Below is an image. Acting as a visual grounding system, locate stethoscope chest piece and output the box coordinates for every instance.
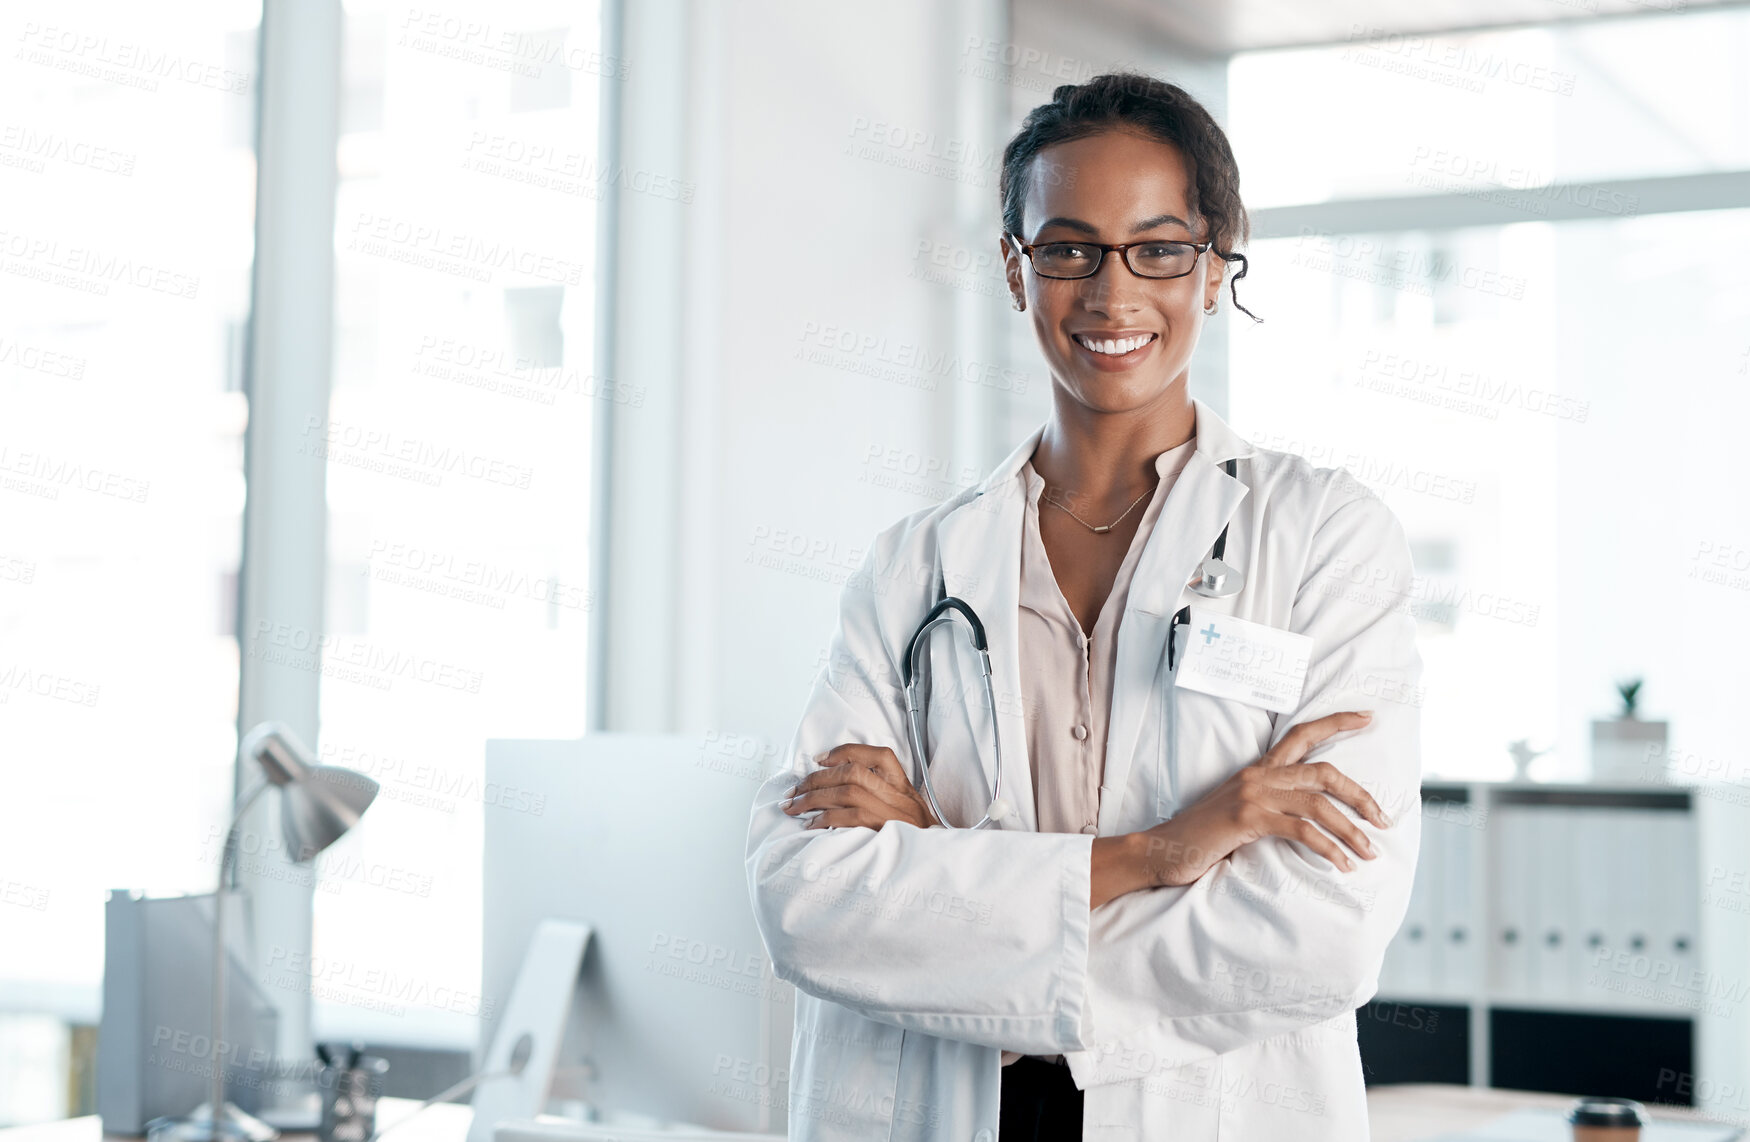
[1188,556,1243,598]
[1186,457,1246,599]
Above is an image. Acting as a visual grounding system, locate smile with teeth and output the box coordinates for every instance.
[1074,332,1157,356]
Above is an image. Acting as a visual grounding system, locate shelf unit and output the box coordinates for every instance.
[1367,778,1750,1119]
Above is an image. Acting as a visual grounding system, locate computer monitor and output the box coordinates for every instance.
[482,734,793,1135]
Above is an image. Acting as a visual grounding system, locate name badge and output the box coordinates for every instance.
[1174,605,1312,714]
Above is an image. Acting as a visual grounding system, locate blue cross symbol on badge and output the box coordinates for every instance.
[1199,622,1221,645]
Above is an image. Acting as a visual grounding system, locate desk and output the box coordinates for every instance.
[2,1088,1739,1141]
[0,1102,472,1142]
[1367,1085,1740,1141]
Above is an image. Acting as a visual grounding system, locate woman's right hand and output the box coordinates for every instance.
[1132,710,1392,891]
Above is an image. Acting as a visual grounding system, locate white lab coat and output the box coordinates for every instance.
[745,398,1424,1141]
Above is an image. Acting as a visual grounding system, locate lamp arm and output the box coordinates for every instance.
[210,777,272,1127]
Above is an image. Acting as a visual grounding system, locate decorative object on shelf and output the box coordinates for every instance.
[1507,738,1550,782]
[1590,677,1669,784]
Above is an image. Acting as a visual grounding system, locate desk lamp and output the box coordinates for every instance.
[160,721,379,1142]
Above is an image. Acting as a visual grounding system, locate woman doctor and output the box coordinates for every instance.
[745,72,1423,1142]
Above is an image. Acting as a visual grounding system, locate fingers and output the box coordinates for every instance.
[784,779,882,819]
[791,756,916,814]
[1290,760,1390,829]
[785,760,931,829]
[819,743,915,790]
[804,808,886,830]
[1286,789,1378,862]
[1260,710,1373,767]
[1274,813,1357,872]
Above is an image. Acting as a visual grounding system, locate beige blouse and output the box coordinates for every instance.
[999,434,1197,1068]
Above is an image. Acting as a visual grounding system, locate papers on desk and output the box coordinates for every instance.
[1426,1107,1742,1141]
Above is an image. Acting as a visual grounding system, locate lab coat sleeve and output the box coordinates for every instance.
[744,539,1096,1056]
[1062,491,1424,1088]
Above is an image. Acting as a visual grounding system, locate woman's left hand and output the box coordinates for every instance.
[782,744,941,830]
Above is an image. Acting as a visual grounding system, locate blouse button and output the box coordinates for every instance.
[1071,724,1088,741]
[1081,823,1098,835]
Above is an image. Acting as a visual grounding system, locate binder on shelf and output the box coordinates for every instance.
[1571,808,1616,1008]
[1530,807,1574,1003]
[1649,809,1701,1001]
[1385,799,1438,997]
[1432,807,1478,995]
[1490,807,1533,1001]
[1611,808,1659,992]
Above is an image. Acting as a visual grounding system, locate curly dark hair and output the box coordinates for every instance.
[999,71,1259,322]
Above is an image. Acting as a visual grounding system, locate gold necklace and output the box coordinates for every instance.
[1040,479,1157,534]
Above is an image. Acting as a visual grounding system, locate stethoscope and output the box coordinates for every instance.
[901,458,1246,829]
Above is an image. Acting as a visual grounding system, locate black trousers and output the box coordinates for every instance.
[999,1056,1084,1140]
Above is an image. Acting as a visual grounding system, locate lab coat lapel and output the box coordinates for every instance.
[932,426,1043,833]
[1098,400,1254,832]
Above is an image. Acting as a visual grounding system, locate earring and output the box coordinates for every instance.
[1012,297,1024,312]
[1204,301,1217,315]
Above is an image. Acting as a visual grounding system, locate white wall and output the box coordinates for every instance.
[603,0,1236,764]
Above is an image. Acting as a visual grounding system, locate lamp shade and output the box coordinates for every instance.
[280,765,378,863]
[238,721,379,863]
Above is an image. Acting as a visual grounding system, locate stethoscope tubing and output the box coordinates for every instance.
[903,598,1003,829]
[901,456,1245,828]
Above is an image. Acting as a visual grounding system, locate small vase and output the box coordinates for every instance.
[1589,717,1668,784]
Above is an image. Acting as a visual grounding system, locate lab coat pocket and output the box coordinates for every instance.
[1160,684,1276,820]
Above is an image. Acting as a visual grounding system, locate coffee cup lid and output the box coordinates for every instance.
[1566,1097,1650,1126]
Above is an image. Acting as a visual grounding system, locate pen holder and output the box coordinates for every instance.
[316,1055,389,1142]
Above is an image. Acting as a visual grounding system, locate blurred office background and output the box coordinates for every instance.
[2,0,1747,1128]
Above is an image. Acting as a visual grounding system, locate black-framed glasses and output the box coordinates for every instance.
[1005,232,1212,280]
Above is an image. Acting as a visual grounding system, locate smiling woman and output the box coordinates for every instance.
[747,71,1423,1142]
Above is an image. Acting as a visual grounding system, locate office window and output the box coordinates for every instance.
[1226,11,1750,780]
[1229,10,1750,209]
[0,0,261,1124]
[309,0,606,1049]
